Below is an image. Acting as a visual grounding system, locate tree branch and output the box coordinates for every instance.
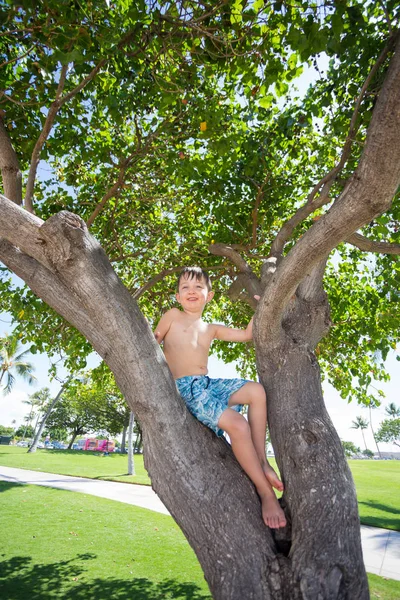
[346,232,400,254]
[0,42,39,69]
[86,162,128,229]
[0,116,22,205]
[250,175,269,247]
[270,182,332,257]
[209,243,252,272]
[0,194,49,266]
[24,59,107,213]
[0,239,100,348]
[378,0,393,34]
[60,58,107,105]
[255,34,400,346]
[24,63,69,213]
[208,243,261,306]
[86,114,180,228]
[269,31,398,258]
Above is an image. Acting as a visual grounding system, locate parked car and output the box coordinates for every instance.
[52,442,67,449]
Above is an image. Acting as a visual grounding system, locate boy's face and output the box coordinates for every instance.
[176,275,214,311]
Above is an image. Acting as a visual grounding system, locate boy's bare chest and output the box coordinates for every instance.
[167,320,211,350]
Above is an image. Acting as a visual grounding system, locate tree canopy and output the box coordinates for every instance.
[1,0,399,405]
[376,417,400,447]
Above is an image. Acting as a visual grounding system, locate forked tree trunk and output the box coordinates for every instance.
[0,206,368,599]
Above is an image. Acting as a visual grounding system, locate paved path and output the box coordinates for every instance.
[0,465,169,515]
[1,466,399,581]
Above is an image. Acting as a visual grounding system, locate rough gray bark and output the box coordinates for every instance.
[256,264,367,599]
[0,117,22,205]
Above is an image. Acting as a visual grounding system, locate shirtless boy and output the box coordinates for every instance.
[154,266,286,529]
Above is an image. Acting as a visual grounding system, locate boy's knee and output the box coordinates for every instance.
[223,412,250,437]
[249,382,266,403]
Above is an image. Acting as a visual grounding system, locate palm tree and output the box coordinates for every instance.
[366,400,381,459]
[22,391,48,441]
[127,411,136,476]
[351,416,369,452]
[385,402,400,419]
[0,333,36,395]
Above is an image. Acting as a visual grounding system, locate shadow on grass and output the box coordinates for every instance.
[359,501,400,531]
[0,481,18,493]
[0,556,211,600]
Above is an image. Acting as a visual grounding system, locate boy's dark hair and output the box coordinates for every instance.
[177,267,212,292]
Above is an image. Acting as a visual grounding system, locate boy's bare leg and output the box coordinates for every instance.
[218,408,286,529]
[229,383,283,492]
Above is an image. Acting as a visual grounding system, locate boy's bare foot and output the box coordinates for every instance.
[262,462,284,492]
[259,491,287,529]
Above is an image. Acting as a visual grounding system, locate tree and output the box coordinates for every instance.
[385,402,400,418]
[351,416,369,452]
[0,333,36,394]
[127,411,136,476]
[0,424,14,437]
[44,386,99,449]
[1,2,400,598]
[366,400,382,458]
[15,424,34,439]
[43,372,126,448]
[341,441,361,458]
[21,396,38,440]
[29,380,71,453]
[28,387,51,438]
[375,418,400,448]
[133,418,143,454]
[362,449,374,459]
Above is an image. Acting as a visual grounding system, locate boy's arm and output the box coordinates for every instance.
[211,295,259,343]
[154,308,179,344]
[212,318,254,343]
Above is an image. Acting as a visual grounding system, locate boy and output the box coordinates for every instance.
[154,266,286,529]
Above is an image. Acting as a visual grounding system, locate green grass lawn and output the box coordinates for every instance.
[0,481,398,600]
[349,461,400,531]
[1,447,400,530]
[0,446,150,485]
[0,481,211,599]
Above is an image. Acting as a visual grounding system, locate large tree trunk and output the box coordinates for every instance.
[256,265,368,598]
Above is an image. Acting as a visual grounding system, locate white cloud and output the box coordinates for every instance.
[0,388,29,428]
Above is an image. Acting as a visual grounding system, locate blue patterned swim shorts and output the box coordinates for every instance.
[175,375,250,437]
